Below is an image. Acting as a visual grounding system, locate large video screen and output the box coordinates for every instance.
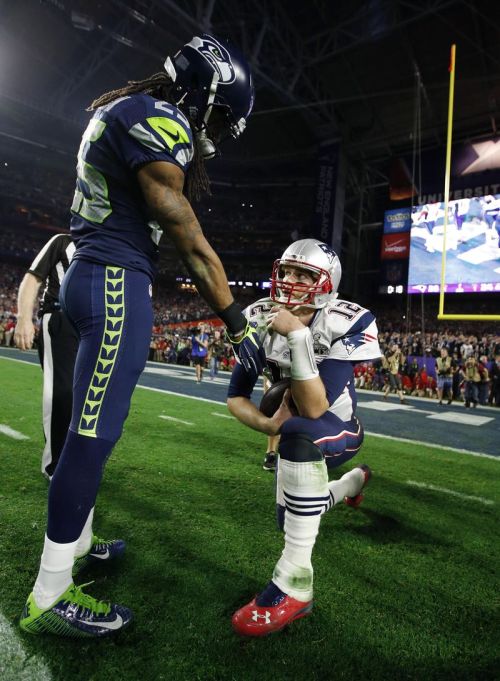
[408,194,500,293]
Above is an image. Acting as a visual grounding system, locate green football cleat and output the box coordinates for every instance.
[73,535,126,575]
[19,582,133,638]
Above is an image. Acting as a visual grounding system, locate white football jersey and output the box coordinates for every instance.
[245,297,382,421]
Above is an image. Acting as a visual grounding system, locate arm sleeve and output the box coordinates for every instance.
[228,363,258,399]
[27,234,65,281]
[318,359,356,406]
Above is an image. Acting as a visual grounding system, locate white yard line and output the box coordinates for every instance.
[158,414,194,426]
[211,412,235,419]
[140,384,225,405]
[0,612,52,681]
[365,431,499,461]
[406,480,494,505]
[0,425,30,441]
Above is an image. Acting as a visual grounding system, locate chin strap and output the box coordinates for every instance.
[196,130,218,159]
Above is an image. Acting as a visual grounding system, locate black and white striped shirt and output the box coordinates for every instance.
[28,233,75,317]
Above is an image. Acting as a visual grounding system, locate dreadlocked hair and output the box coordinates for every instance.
[87,72,211,203]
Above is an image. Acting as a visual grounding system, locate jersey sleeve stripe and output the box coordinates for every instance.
[66,242,76,262]
[28,234,64,272]
[128,123,167,152]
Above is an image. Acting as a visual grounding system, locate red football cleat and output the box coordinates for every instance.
[232,594,313,637]
[344,463,372,508]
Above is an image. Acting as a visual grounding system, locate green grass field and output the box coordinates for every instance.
[0,359,499,681]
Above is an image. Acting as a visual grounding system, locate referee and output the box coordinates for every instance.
[14,233,78,479]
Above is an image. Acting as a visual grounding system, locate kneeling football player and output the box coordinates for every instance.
[227,238,382,636]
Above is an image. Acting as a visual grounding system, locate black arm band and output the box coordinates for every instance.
[219,302,247,336]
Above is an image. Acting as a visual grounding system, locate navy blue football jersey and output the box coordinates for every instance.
[70,93,194,280]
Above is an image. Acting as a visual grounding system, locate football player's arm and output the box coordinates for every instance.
[267,307,328,419]
[227,365,290,435]
[137,161,245,334]
[14,272,42,350]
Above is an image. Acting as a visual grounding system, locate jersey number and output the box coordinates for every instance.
[71,119,112,224]
[330,301,363,321]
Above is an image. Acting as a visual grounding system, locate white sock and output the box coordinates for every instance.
[75,507,95,558]
[328,467,364,506]
[33,535,79,609]
[272,458,329,602]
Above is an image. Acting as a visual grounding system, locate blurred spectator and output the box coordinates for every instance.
[208,330,224,380]
[478,356,490,406]
[382,345,407,404]
[435,348,453,405]
[463,355,481,408]
[491,356,500,407]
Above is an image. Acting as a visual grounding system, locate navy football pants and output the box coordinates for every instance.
[280,412,364,469]
[47,260,152,543]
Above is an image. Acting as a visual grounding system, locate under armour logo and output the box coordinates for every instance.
[251,609,271,624]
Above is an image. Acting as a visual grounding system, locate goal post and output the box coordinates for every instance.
[437,44,500,321]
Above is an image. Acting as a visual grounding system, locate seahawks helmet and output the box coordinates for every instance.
[165,34,254,159]
[270,239,342,309]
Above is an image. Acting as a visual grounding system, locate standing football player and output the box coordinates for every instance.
[20,34,265,638]
[227,238,381,636]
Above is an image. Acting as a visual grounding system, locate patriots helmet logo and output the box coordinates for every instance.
[342,332,377,355]
[316,242,337,264]
[189,36,235,83]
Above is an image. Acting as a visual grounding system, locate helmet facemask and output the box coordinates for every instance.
[270,260,333,309]
[197,103,246,159]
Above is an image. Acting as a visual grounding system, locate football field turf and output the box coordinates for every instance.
[0,359,498,681]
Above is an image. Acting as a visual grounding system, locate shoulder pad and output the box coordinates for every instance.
[112,94,194,168]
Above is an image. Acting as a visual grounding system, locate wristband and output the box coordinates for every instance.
[287,327,319,381]
[219,301,247,336]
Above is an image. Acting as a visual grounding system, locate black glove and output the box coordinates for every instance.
[226,321,267,382]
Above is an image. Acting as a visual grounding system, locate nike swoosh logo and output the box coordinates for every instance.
[157,124,180,143]
[76,613,123,630]
[90,549,110,559]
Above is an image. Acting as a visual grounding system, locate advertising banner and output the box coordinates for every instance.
[381,232,410,259]
[383,207,411,234]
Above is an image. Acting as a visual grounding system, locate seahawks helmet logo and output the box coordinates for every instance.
[188,36,235,84]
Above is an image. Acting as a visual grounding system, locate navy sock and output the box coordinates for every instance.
[255,581,287,607]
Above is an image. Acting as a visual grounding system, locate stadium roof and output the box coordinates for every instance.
[1,0,500,184]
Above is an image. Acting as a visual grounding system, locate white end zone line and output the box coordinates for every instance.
[406,480,494,505]
[211,412,235,419]
[0,425,30,440]
[0,612,52,680]
[365,431,498,461]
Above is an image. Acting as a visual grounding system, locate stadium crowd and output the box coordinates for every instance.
[1,258,499,406]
